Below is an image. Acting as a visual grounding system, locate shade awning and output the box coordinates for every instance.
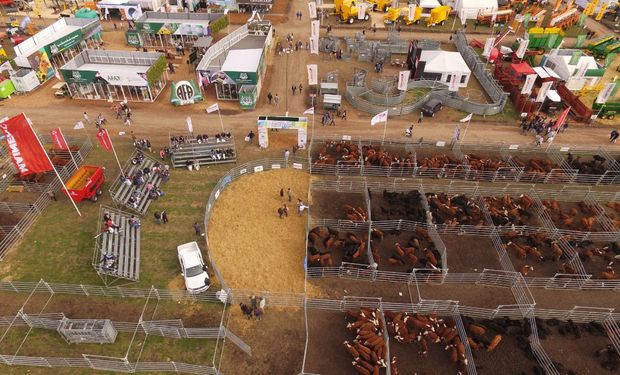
[511,62,535,75]
[546,89,561,102]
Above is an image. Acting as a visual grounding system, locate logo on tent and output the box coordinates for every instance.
[176,81,195,101]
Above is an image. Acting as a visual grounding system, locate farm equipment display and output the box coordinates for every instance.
[526,27,564,50]
[427,5,451,26]
[592,101,620,120]
[62,166,105,203]
[383,6,422,24]
[368,0,390,11]
[548,7,580,29]
[476,8,514,26]
[587,35,620,59]
[335,0,371,23]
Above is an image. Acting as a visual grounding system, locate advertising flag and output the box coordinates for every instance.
[392,0,398,8]
[206,103,219,113]
[596,82,616,104]
[553,106,571,130]
[521,74,537,95]
[311,20,320,37]
[578,13,587,26]
[523,13,531,28]
[96,128,113,152]
[482,37,495,57]
[73,121,85,130]
[0,113,53,176]
[595,3,608,20]
[536,81,553,102]
[358,3,366,20]
[574,61,589,79]
[186,116,193,133]
[308,1,317,19]
[303,107,315,115]
[449,74,461,92]
[307,64,318,85]
[371,110,388,126]
[408,4,417,21]
[516,39,529,59]
[309,36,319,54]
[460,113,473,123]
[397,70,410,91]
[569,50,583,65]
[575,34,587,48]
[605,53,617,68]
[50,128,69,150]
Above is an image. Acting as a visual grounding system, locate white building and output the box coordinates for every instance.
[456,0,498,23]
[542,50,602,91]
[419,50,471,88]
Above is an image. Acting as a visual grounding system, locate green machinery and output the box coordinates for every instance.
[587,36,620,59]
[526,27,564,50]
[592,101,620,120]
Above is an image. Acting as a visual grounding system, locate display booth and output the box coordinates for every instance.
[59,49,167,102]
[97,0,143,20]
[133,11,225,48]
[257,116,308,149]
[170,80,203,105]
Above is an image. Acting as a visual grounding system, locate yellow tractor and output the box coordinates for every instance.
[384,6,422,24]
[368,0,391,12]
[336,0,372,23]
[427,5,451,26]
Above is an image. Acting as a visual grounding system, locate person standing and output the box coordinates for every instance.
[239,303,252,319]
[267,91,273,104]
[535,134,543,146]
[161,210,169,224]
[274,94,280,108]
[299,83,303,93]
[259,297,266,313]
[284,149,290,165]
[610,129,619,143]
[193,222,202,236]
[83,112,92,124]
[282,204,289,217]
[280,188,284,201]
[254,306,263,321]
[418,111,423,123]
[292,85,297,95]
[341,109,347,120]
[287,188,292,202]
[453,124,460,143]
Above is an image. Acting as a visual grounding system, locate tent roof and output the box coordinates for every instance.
[510,62,535,75]
[558,54,598,76]
[460,0,498,8]
[221,48,263,73]
[419,0,441,8]
[419,50,471,74]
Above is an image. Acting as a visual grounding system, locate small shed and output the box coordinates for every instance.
[58,318,118,344]
[419,50,471,88]
[457,0,498,23]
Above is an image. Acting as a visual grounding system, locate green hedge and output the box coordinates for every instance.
[147,55,167,87]
[209,15,229,35]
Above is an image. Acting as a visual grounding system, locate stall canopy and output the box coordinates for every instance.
[510,62,536,76]
[135,11,223,36]
[458,0,498,22]
[97,0,143,20]
[75,8,99,18]
[221,49,263,84]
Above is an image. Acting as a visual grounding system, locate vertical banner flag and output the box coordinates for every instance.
[96,128,113,151]
[206,103,219,113]
[309,36,319,54]
[50,128,69,150]
[536,81,553,102]
[574,61,589,79]
[578,13,587,26]
[371,110,388,126]
[0,113,53,176]
[392,0,399,8]
[460,113,473,123]
[358,3,366,19]
[449,74,461,92]
[491,11,497,25]
[521,74,537,95]
[595,3,608,20]
[569,50,583,65]
[575,34,587,48]
[397,70,411,91]
[73,121,85,130]
[308,1,317,19]
[523,13,531,28]
[553,106,571,130]
[311,20,320,37]
[307,64,318,85]
[596,82,616,104]
[303,107,315,115]
[186,116,193,133]
[516,39,529,59]
[408,4,417,20]
[482,37,495,57]
[605,53,617,68]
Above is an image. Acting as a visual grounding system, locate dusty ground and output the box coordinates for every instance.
[207,169,309,293]
[440,234,502,273]
[416,283,516,308]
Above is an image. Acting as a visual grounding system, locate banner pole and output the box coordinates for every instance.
[107,129,126,179]
[217,108,225,133]
[460,116,472,145]
[28,119,82,217]
[59,128,79,171]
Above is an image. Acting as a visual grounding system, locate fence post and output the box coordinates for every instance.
[80,284,90,296]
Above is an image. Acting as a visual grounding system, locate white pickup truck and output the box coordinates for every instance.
[177,241,211,294]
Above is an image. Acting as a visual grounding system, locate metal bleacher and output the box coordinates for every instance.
[109,151,166,216]
[170,135,237,168]
[92,206,140,283]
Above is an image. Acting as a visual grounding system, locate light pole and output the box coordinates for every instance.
[285,48,291,116]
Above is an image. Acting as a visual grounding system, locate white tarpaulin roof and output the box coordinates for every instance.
[546,89,561,102]
[460,0,498,9]
[221,48,262,73]
[420,0,441,8]
[533,66,550,78]
[420,50,471,74]
[560,55,598,76]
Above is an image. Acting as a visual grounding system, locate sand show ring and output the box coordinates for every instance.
[207,169,309,293]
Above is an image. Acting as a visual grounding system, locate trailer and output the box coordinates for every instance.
[527,27,564,50]
[587,36,620,58]
[62,165,105,203]
[592,101,620,119]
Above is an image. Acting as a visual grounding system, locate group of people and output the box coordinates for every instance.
[266,92,280,106]
[103,211,122,234]
[321,110,345,126]
[239,295,266,321]
[111,101,133,126]
[170,133,233,149]
[520,114,565,145]
[154,210,169,224]
[133,138,152,153]
[277,187,308,218]
[291,83,304,95]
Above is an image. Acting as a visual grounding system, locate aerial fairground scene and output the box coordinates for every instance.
[0,0,620,373]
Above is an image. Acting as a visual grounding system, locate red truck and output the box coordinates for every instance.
[62,166,105,203]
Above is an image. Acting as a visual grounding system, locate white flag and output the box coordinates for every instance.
[73,121,85,130]
[596,82,616,104]
[54,69,61,81]
[482,37,496,57]
[309,36,319,55]
[397,70,410,91]
[186,116,193,133]
[371,110,388,126]
[516,39,529,59]
[308,1,317,19]
[307,64,318,85]
[206,103,219,113]
[311,20,320,37]
[449,74,461,92]
[408,4,417,21]
[491,11,497,24]
[224,8,229,15]
[459,113,473,123]
[303,107,315,115]
[357,3,366,19]
[521,73,537,95]
[574,61,589,79]
[536,81,553,103]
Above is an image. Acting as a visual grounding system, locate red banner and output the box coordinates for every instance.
[553,106,571,130]
[0,113,53,176]
[50,128,69,150]
[96,129,113,151]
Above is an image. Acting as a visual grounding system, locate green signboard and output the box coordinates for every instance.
[224,70,257,85]
[45,29,83,56]
[170,80,203,106]
[60,69,98,84]
[239,88,256,109]
[125,30,143,47]
[575,34,586,48]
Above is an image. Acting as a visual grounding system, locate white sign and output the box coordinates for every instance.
[308,1,317,19]
[408,4,417,21]
[186,116,193,133]
[516,39,529,59]
[590,114,598,120]
[239,168,247,174]
[596,82,616,104]
[342,135,352,140]
[574,61,589,79]
[293,163,303,169]
[357,3,366,19]
[436,141,446,147]
[536,81,553,103]
[508,144,519,150]
[307,64,318,85]
[272,164,281,169]
[309,36,319,55]
[397,70,410,91]
[482,37,496,57]
[311,20,320,37]
[254,166,264,172]
[214,190,220,199]
[521,74,537,95]
[448,74,461,92]
[206,103,219,113]
[560,147,570,152]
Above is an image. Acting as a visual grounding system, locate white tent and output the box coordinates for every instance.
[543,50,600,91]
[419,50,471,88]
[457,0,498,23]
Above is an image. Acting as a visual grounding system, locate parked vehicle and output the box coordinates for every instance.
[177,241,211,294]
[384,6,422,24]
[368,0,390,12]
[421,98,443,117]
[592,101,620,120]
[335,0,371,23]
[427,6,451,27]
[62,166,105,203]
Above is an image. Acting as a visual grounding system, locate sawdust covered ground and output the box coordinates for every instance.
[208,169,310,293]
